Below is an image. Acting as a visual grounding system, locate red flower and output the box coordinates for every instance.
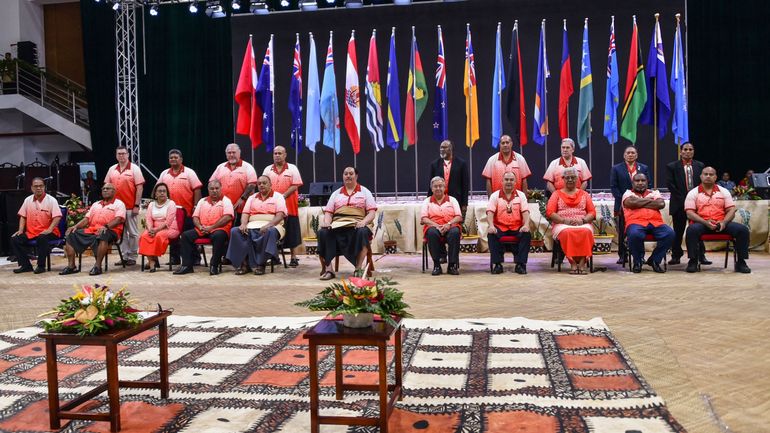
[348,277,376,288]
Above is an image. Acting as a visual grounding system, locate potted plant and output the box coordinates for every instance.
[63,193,89,228]
[459,223,479,253]
[303,214,320,255]
[732,185,761,200]
[383,216,402,254]
[592,203,615,254]
[297,194,310,208]
[529,199,551,252]
[295,270,412,328]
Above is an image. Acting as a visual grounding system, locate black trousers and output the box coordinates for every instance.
[672,210,708,259]
[425,226,461,266]
[10,233,56,268]
[180,229,228,267]
[487,228,531,265]
[169,215,200,263]
[685,222,749,262]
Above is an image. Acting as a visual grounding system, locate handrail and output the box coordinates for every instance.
[7,59,89,128]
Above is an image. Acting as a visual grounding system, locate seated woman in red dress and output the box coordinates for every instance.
[546,167,596,274]
[138,183,180,272]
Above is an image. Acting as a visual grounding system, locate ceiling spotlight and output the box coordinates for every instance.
[250,1,268,14]
[393,0,411,4]
[299,0,317,10]
[205,1,226,17]
[279,0,289,6]
[112,2,121,10]
[344,0,362,7]
[149,4,159,15]
[94,0,101,3]
[325,0,334,4]
[231,0,240,10]
[189,1,198,12]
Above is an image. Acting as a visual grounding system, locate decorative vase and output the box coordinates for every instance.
[460,235,479,253]
[342,313,374,328]
[530,238,547,253]
[593,235,614,254]
[383,240,398,254]
[303,237,318,255]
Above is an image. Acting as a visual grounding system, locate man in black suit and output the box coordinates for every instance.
[665,142,709,265]
[610,146,650,265]
[428,140,470,219]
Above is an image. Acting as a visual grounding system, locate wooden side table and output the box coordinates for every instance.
[303,318,403,433]
[39,310,172,433]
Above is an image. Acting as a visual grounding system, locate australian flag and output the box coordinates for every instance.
[433,25,448,142]
[256,36,275,152]
[289,35,303,153]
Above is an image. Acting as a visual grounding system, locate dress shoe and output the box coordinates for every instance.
[173,266,194,275]
[651,261,665,273]
[447,264,459,275]
[735,260,752,274]
[491,263,503,274]
[699,257,712,266]
[289,257,300,267]
[209,265,220,276]
[13,266,33,274]
[221,257,232,266]
[514,263,527,275]
[234,266,252,275]
[685,260,699,273]
[254,265,266,275]
[89,266,102,276]
[34,266,46,274]
[431,265,442,276]
[59,266,79,275]
[632,262,642,273]
[616,257,625,265]
[668,257,681,265]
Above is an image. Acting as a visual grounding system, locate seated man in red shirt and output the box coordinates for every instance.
[10,177,62,274]
[60,183,126,276]
[174,180,234,276]
[622,173,674,273]
[685,166,751,273]
[420,176,463,276]
[487,171,531,275]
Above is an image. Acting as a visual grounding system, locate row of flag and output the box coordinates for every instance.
[235,15,689,157]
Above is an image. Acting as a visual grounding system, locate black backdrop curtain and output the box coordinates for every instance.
[81,2,233,185]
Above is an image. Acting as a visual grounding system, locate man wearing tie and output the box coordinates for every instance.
[427,140,469,220]
[610,146,650,265]
[665,142,708,265]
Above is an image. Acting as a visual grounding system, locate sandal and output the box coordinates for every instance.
[320,271,336,281]
[289,258,299,267]
[568,269,580,275]
[577,268,589,275]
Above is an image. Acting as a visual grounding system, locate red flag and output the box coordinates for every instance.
[344,32,361,154]
[558,22,573,139]
[235,38,263,149]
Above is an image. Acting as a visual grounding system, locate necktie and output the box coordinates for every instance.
[685,164,693,191]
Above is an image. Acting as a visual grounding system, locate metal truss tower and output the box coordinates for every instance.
[115,1,141,165]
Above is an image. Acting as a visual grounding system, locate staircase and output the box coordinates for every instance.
[0,60,91,149]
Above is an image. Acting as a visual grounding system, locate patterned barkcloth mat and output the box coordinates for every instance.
[0,316,686,433]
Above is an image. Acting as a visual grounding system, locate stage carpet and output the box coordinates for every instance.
[0,316,685,432]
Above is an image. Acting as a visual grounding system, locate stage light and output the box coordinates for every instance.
[344,0,362,7]
[280,0,289,6]
[231,0,241,10]
[205,1,226,17]
[112,2,121,10]
[189,1,199,12]
[250,0,268,14]
[325,0,334,4]
[149,4,159,15]
[300,0,317,10]
[94,0,101,3]
[393,0,411,4]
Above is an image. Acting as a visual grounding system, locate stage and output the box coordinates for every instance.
[1,251,769,432]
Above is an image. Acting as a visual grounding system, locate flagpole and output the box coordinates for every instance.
[392,26,399,198]
[543,19,548,175]
[515,20,524,159]
[250,34,255,168]
[352,30,357,169]
[295,32,300,166]
[653,13,659,189]
[412,26,419,197]
[330,30,337,182]
[372,28,378,198]
[270,34,276,155]
[588,112,593,190]
[310,32,317,183]
[676,14,682,162]
[564,19,569,135]
[466,23,474,194]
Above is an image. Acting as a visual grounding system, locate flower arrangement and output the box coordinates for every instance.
[526,188,545,203]
[593,203,614,235]
[298,194,310,208]
[63,193,89,228]
[732,185,762,200]
[295,272,412,327]
[39,283,142,336]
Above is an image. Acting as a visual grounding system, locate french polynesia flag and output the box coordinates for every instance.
[344,31,361,154]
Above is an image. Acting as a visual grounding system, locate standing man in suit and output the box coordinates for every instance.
[665,142,708,265]
[427,140,470,220]
[610,146,650,265]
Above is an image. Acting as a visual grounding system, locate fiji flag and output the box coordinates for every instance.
[289,34,303,153]
[603,17,620,145]
[385,28,402,150]
[433,25,448,142]
[533,20,550,145]
[320,32,340,154]
[256,35,275,152]
[670,17,688,144]
[491,23,506,148]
